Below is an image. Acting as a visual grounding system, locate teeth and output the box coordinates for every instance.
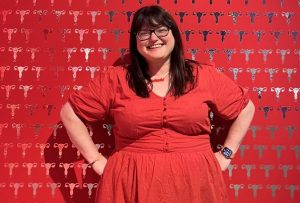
[148,44,163,49]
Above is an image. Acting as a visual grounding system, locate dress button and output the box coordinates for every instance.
[163,107,167,111]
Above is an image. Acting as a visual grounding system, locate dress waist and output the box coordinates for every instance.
[114,133,212,153]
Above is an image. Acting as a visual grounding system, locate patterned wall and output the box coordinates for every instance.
[0,0,299,202]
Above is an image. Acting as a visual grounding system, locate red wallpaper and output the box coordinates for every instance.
[0,0,299,202]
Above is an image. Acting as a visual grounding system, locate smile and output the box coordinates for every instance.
[147,44,164,49]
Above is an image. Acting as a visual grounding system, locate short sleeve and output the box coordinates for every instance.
[202,62,250,120]
[68,66,117,122]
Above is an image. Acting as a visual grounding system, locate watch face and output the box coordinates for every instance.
[222,147,233,159]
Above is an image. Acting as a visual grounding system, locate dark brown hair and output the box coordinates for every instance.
[127,5,198,97]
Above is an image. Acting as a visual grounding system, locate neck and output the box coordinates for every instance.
[147,58,171,77]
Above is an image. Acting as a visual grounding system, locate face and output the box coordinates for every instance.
[136,25,175,65]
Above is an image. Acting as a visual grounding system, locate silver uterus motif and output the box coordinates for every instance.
[88,11,101,25]
[74,29,89,44]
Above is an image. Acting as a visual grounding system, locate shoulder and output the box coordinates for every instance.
[190,60,229,89]
[89,66,127,88]
[184,59,215,70]
[97,65,127,78]
[100,65,127,73]
[187,59,217,76]
[191,60,215,70]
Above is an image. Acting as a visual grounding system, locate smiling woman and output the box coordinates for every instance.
[136,24,175,74]
[60,5,255,203]
[127,5,196,98]
[135,23,175,97]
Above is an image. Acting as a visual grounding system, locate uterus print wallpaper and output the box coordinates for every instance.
[0,0,299,202]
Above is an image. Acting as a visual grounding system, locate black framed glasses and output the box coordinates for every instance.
[136,26,170,41]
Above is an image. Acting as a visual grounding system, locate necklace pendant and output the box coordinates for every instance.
[150,71,169,82]
[151,78,165,82]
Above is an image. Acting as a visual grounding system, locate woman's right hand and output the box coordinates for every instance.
[91,156,108,176]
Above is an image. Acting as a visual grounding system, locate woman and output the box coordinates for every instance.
[60,5,255,203]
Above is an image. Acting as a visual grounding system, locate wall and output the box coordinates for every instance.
[0,0,299,202]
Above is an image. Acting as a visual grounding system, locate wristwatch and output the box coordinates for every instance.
[218,145,234,159]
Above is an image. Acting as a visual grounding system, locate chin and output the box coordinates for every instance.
[148,56,168,62]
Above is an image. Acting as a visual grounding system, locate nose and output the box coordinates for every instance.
[149,31,159,40]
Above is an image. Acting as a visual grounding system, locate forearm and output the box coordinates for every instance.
[223,100,255,155]
[60,102,101,164]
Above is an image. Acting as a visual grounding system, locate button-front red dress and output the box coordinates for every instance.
[69,62,249,203]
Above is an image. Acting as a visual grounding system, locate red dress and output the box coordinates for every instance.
[69,62,249,203]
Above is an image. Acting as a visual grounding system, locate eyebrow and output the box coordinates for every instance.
[139,25,167,31]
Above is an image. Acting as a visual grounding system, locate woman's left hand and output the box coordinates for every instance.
[214,152,232,171]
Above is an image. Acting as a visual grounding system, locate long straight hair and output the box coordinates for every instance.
[127,5,198,98]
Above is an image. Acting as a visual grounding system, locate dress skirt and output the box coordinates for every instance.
[95,135,230,203]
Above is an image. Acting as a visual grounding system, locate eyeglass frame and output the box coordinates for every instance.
[135,26,171,41]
